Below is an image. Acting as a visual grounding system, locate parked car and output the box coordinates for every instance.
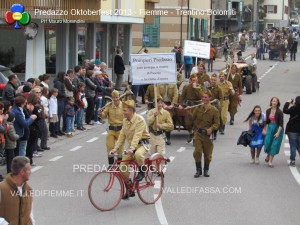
[0,65,19,99]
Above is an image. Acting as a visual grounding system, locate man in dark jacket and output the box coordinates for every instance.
[176,46,183,70]
[2,74,18,105]
[114,49,125,91]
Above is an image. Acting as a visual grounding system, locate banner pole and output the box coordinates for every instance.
[154,84,159,131]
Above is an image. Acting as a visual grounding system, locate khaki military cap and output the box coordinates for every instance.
[111,90,120,97]
[123,99,135,109]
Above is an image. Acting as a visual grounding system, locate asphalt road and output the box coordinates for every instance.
[5,54,300,225]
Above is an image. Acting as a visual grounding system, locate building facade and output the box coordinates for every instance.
[132,0,211,53]
[0,0,156,80]
[263,0,290,29]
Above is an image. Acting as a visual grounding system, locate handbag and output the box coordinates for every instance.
[237,130,255,147]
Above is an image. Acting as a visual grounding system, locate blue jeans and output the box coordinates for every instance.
[66,116,75,133]
[77,109,84,129]
[94,97,103,122]
[288,132,300,161]
[18,140,28,156]
[133,85,140,102]
[184,64,193,79]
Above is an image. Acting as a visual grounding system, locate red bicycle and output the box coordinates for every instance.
[88,153,168,211]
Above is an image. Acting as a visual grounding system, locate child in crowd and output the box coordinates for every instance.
[75,82,87,131]
[49,88,58,138]
[5,112,19,173]
[65,97,76,137]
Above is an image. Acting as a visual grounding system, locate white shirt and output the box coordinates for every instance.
[40,96,49,114]
[48,95,58,117]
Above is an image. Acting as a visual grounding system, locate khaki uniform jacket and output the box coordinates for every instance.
[179,84,203,105]
[192,104,220,131]
[228,73,243,95]
[217,80,235,98]
[115,113,150,150]
[197,73,210,86]
[100,101,123,126]
[208,85,224,105]
[0,174,33,225]
[157,84,178,104]
[148,108,174,132]
[144,85,155,102]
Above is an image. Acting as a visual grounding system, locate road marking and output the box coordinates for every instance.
[49,156,63,162]
[284,151,290,156]
[176,147,186,153]
[284,143,290,149]
[154,180,161,189]
[87,137,98,143]
[288,162,300,186]
[154,194,168,225]
[70,146,82,152]
[169,156,175,162]
[102,131,107,135]
[285,135,288,140]
[140,110,147,116]
[31,166,43,173]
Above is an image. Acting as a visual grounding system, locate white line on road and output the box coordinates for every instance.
[140,110,147,116]
[284,151,290,156]
[285,135,289,140]
[176,147,186,153]
[70,146,82,152]
[154,180,161,189]
[102,131,107,135]
[284,143,290,149]
[49,156,63,162]
[169,156,175,162]
[87,137,98,143]
[154,194,168,225]
[288,163,300,187]
[31,166,43,173]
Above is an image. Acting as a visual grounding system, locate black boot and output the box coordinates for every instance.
[220,125,225,135]
[108,157,114,169]
[165,132,171,145]
[213,130,217,140]
[187,132,194,143]
[135,166,146,182]
[194,162,202,178]
[230,115,234,125]
[204,163,210,177]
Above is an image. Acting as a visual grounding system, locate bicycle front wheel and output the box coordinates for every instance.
[88,171,124,211]
[137,171,164,204]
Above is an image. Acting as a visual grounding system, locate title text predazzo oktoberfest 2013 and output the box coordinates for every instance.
[34,8,236,17]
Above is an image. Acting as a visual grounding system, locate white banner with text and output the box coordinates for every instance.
[184,40,210,59]
[130,53,177,85]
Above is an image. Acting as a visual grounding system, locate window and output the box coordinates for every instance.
[267,24,274,29]
[265,5,277,14]
[143,16,160,47]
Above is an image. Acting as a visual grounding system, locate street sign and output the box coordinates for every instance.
[130,53,177,85]
[183,40,210,59]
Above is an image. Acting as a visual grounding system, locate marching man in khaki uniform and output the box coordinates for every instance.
[148,96,174,155]
[99,90,124,167]
[218,71,235,134]
[208,73,223,140]
[178,73,204,143]
[110,100,150,185]
[157,84,178,145]
[228,64,243,125]
[193,90,219,178]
